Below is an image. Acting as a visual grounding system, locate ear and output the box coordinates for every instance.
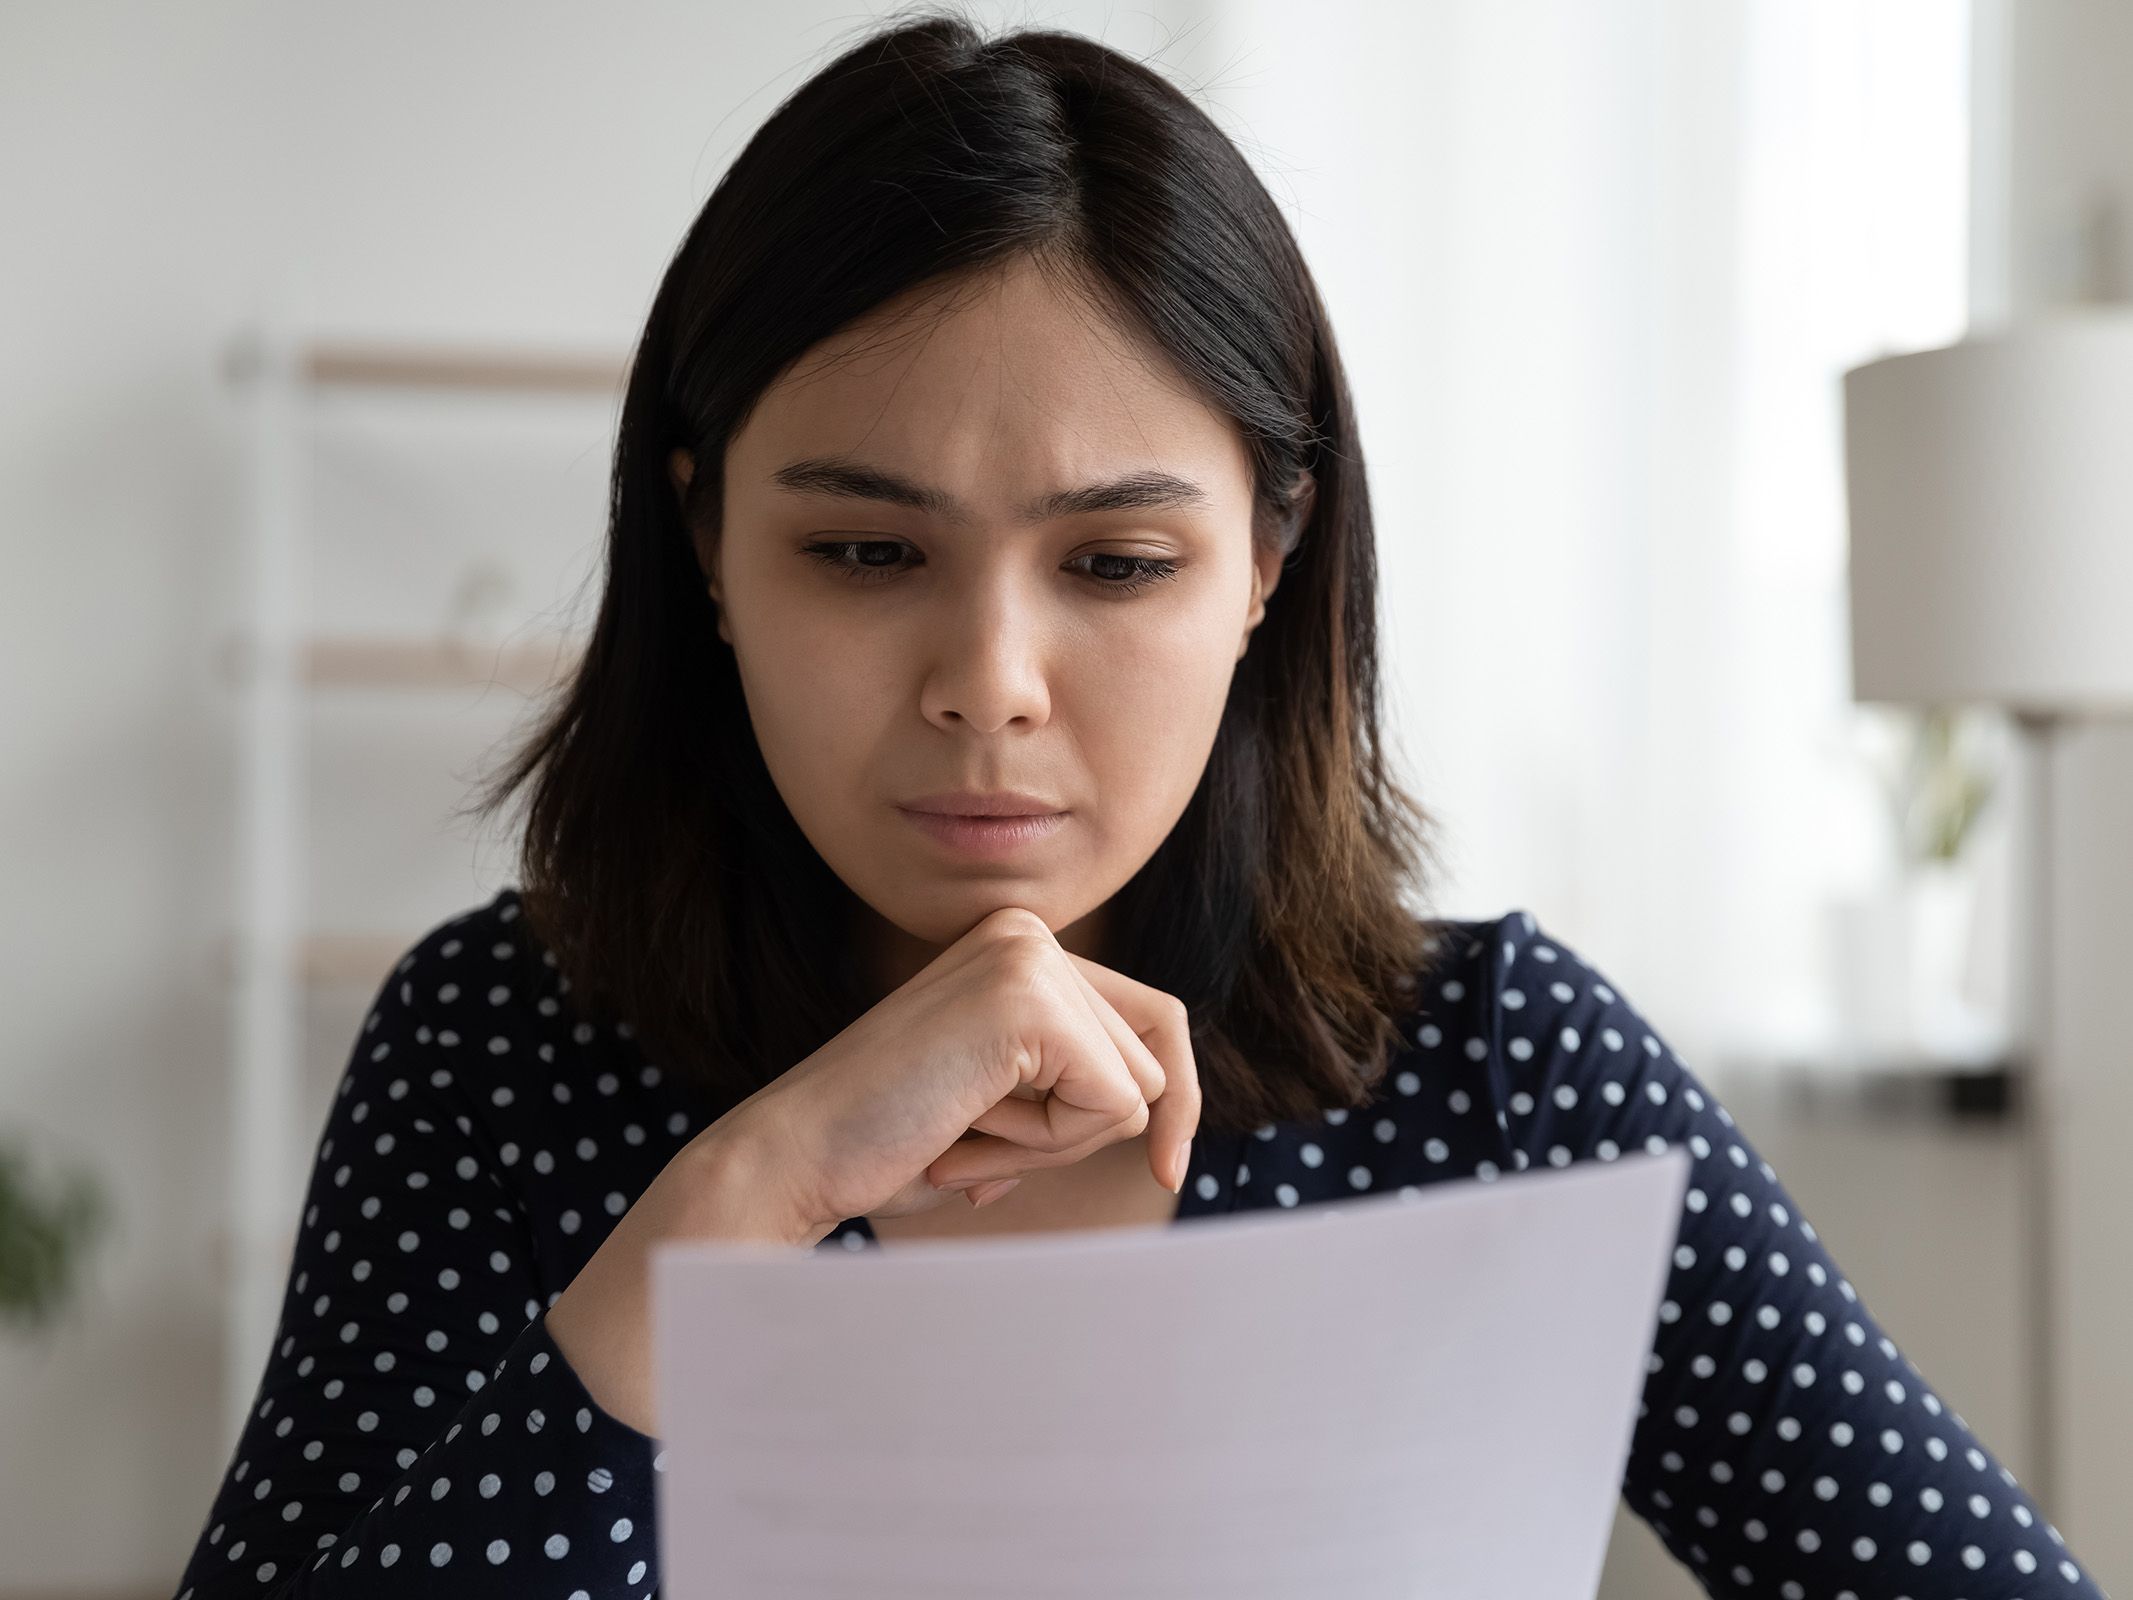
[1285,466,1317,539]
[1237,469,1314,661]
[669,448,733,647]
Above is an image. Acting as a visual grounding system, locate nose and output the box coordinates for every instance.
[916,578,1053,734]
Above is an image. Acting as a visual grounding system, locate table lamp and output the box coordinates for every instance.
[1844,306,2133,1516]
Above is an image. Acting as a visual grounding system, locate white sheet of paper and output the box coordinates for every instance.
[651,1143,1689,1600]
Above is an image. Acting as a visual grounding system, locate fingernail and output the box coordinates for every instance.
[970,1178,1021,1208]
[1171,1137,1192,1194]
[937,1178,982,1194]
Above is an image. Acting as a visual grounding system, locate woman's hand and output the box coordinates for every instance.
[729,904,1202,1228]
[546,904,1201,1434]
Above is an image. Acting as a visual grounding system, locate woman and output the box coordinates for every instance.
[173,11,2104,1598]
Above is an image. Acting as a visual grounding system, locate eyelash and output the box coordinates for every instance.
[800,541,1184,598]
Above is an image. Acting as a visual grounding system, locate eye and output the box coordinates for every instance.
[800,541,1184,598]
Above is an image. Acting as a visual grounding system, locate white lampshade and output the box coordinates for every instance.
[1845,308,2133,717]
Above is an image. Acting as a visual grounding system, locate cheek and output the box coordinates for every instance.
[1078,623,1229,717]
[1106,590,1240,699]
[1066,614,1238,806]
[729,617,892,802]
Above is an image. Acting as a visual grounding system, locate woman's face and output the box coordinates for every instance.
[677,254,1291,995]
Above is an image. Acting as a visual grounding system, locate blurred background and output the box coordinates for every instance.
[4,1,2130,1595]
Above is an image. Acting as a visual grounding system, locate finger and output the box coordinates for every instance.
[925,1124,1112,1189]
[955,1054,1144,1158]
[1064,959,1169,1104]
[1065,952,1202,1192]
[966,956,1195,1191]
[929,962,1156,1189]
[964,957,1164,1150]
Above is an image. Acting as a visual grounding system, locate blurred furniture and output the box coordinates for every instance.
[1843,307,2133,1512]
[213,331,615,1444]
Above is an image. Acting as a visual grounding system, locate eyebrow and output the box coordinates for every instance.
[767,455,1213,527]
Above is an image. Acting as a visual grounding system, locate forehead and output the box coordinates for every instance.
[725,256,1253,508]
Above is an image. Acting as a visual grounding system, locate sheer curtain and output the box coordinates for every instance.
[1185,0,1972,1078]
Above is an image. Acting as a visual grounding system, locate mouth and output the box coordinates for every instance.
[898,789,1064,817]
[894,806,1069,858]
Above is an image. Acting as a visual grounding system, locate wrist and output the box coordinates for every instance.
[688,1108,839,1250]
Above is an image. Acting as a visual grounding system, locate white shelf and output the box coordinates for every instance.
[214,325,615,1447]
[211,931,430,989]
[216,629,587,693]
[223,337,627,396]
[1723,1041,2018,1079]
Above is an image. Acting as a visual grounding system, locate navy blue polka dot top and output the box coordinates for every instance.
[171,887,2105,1598]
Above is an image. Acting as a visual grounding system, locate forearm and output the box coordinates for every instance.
[546,1113,836,1436]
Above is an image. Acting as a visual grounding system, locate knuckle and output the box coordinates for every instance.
[980,905,1053,943]
[986,930,1054,992]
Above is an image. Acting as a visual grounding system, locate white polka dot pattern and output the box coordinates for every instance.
[1361,910,2096,1598]
[168,893,2104,1598]
[171,892,672,1599]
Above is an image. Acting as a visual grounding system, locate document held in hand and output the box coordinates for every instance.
[651,1144,1691,1600]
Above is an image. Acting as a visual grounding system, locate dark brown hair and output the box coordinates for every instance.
[464,6,1450,1134]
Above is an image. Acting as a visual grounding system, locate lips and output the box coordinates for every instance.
[898,790,1065,817]
[897,808,1070,857]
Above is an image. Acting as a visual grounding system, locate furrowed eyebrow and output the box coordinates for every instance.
[768,456,1211,527]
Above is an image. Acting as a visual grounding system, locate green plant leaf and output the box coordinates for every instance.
[0,1143,111,1330]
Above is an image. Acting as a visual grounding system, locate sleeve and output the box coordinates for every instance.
[170,919,665,1599]
[1480,908,2108,1599]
